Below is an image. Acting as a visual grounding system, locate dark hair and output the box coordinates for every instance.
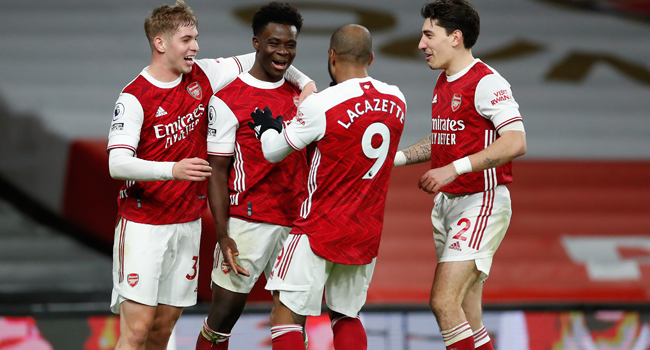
[421,0,480,49]
[252,2,303,36]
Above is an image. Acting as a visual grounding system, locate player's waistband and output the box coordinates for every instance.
[439,184,507,199]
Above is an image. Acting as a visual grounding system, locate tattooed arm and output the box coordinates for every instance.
[468,130,527,173]
[394,134,432,166]
[418,130,526,195]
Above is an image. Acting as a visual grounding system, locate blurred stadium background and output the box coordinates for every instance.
[0,0,649,349]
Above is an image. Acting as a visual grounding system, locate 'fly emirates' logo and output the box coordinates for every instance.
[431,116,465,146]
[153,104,205,148]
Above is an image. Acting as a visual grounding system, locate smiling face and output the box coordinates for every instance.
[418,18,456,71]
[161,25,199,76]
[251,22,298,82]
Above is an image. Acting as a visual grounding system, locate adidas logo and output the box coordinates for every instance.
[432,94,438,104]
[450,241,462,251]
[363,84,370,89]
[155,106,167,118]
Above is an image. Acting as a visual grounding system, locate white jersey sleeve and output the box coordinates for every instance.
[108,148,175,181]
[198,53,312,92]
[284,65,314,91]
[259,94,326,163]
[197,53,256,93]
[207,95,239,156]
[107,93,143,153]
[283,94,327,151]
[475,74,524,134]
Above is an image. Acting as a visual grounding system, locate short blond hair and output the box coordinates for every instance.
[144,0,198,49]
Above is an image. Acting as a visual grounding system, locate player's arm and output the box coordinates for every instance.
[247,107,293,163]
[206,96,249,276]
[284,66,317,106]
[109,149,210,181]
[249,98,325,163]
[201,53,316,103]
[200,53,254,92]
[393,134,432,167]
[418,130,526,194]
[107,93,210,181]
[207,155,249,277]
[418,75,526,195]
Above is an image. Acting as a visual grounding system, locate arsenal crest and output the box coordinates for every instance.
[187,81,203,100]
[127,273,139,287]
[451,93,462,112]
[221,261,231,274]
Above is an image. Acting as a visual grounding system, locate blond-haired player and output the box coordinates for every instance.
[107,2,314,349]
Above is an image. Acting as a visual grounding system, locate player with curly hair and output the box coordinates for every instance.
[195,3,312,349]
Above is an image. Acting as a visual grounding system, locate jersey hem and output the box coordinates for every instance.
[229,214,294,228]
[117,212,204,226]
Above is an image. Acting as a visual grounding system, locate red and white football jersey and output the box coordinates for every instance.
[206,73,308,227]
[283,77,406,265]
[107,56,251,225]
[431,59,523,194]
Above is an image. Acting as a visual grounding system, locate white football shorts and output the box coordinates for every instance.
[211,217,291,293]
[265,234,376,318]
[432,185,512,282]
[110,217,201,314]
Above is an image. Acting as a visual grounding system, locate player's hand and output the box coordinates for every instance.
[247,106,283,139]
[172,158,211,181]
[297,81,317,107]
[218,236,250,277]
[418,164,458,196]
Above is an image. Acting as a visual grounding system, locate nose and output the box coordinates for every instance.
[192,39,200,52]
[277,45,288,55]
[418,35,427,50]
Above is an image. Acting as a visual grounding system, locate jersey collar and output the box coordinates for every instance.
[239,73,286,89]
[140,67,183,89]
[446,59,481,83]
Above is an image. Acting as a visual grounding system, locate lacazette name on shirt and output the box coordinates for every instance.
[338,97,405,129]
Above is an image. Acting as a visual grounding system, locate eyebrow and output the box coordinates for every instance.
[268,36,296,43]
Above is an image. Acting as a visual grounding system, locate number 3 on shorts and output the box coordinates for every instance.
[186,256,198,280]
[362,122,390,179]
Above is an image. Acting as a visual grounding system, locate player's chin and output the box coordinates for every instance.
[271,61,290,73]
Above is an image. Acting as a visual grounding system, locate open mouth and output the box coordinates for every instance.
[184,56,195,65]
[272,60,288,70]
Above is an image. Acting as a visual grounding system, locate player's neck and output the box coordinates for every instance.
[333,65,369,84]
[147,59,182,83]
[445,50,475,77]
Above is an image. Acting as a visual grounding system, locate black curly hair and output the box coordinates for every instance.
[252,2,303,36]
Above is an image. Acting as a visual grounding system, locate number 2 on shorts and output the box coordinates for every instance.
[453,218,471,241]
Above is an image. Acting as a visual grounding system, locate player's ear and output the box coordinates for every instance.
[368,52,374,67]
[154,36,166,53]
[328,49,336,66]
[252,36,260,51]
[451,29,463,48]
